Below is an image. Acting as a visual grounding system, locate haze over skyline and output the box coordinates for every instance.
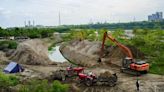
[0,0,163,28]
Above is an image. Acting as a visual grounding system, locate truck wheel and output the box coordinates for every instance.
[143,70,148,74]
[85,78,93,86]
[67,70,73,77]
[120,68,123,73]
[109,80,116,87]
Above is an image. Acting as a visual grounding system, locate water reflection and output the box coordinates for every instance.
[49,46,67,63]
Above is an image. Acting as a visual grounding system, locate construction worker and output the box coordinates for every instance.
[136,79,140,91]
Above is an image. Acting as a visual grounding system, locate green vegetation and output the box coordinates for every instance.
[0,40,18,50]
[19,80,69,92]
[130,29,164,75]
[0,71,69,92]
[63,21,164,30]
[0,27,70,38]
[48,42,56,51]
[62,28,164,75]
[0,72,19,89]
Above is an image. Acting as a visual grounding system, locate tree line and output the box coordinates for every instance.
[0,27,70,38]
[63,21,164,30]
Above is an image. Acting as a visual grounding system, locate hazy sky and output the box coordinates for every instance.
[0,0,163,27]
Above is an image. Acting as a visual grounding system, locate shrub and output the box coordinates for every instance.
[0,41,18,50]
[19,80,69,92]
[48,42,56,51]
[51,80,69,92]
[0,72,19,89]
[19,80,50,92]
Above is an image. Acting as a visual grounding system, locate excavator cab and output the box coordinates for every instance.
[121,58,149,75]
[122,57,133,68]
[134,61,146,65]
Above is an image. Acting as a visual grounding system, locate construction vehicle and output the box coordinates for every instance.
[66,65,84,77]
[51,65,84,81]
[99,32,149,75]
[51,65,117,87]
[78,71,117,86]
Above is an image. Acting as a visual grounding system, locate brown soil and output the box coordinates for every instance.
[60,40,101,67]
[10,39,55,65]
[0,51,9,64]
[72,65,164,92]
[1,61,163,92]
[60,40,144,67]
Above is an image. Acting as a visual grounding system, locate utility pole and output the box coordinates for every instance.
[59,12,61,26]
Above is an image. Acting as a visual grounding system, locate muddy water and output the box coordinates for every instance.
[48,46,67,63]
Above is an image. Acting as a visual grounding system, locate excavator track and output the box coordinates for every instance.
[121,68,141,76]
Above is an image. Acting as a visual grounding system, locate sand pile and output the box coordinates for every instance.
[60,40,101,66]
[60,40,144,67]
[99,71,112,77]
[10,39,53,65]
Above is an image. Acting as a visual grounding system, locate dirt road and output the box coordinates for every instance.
[22,60,164,92]
[73,64,164,92]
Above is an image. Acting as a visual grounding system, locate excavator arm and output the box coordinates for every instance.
[100,32,149,74]
[100,32,133,61]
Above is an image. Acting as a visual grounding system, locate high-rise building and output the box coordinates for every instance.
[148,12,163,22]
[156,12,163,20]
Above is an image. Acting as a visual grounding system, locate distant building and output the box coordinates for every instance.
[148,12,163,22]
[24,20,35,27]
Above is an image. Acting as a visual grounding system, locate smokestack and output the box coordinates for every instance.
[59,12,61,26]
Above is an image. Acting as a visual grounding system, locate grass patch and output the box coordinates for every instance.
[149,56,164,75]
[19,80,69,92]
[149,64,164,75]
[0,72,19,89]
[48,42,56,51]
[0,40,18,49]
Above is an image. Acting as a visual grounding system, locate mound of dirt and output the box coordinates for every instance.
[99,71,112,77]
[60,40,101,67]
[0,51,8,64]
[10,39,53,65]
[60,40,144,67]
